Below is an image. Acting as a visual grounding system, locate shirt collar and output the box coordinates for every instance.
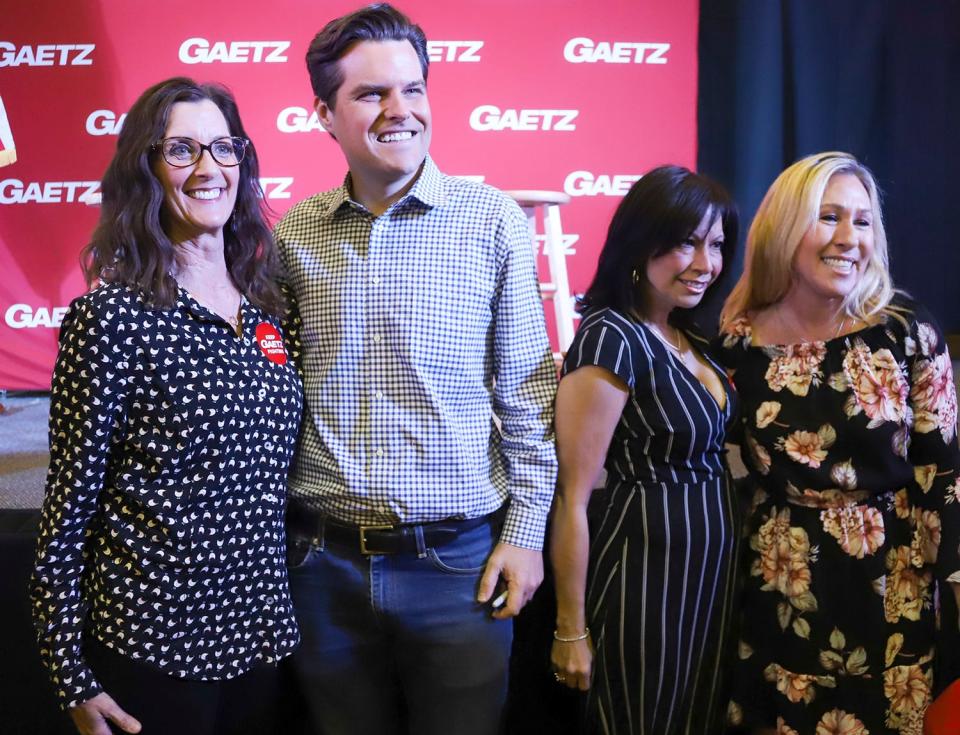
[322,154,447,220]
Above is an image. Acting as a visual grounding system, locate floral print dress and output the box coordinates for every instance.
[716,299,960,735]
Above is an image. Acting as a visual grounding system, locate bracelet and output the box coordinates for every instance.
[553,627,590,642]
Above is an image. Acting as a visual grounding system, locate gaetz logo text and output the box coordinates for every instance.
[563,38,669,64]
[0,178,292,203]
[277,107,324,134]
[86,109,126,136]
[0,179,101,204]
[564,171,642,197]
[0,43,95,67]
[179,38,290,64]
[469,106,578,132]
[5,304,68,329]
[426,41,483,62]
[259,178,293,199]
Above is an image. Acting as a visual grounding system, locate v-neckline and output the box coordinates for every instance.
[638,322,729,413]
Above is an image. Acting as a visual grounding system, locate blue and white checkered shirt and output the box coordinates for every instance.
[275,156,557,549]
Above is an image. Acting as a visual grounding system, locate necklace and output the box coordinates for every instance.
[180,283,243,335]
[776,305,846,344]
[225,304,242,335]
[645,321,686,360]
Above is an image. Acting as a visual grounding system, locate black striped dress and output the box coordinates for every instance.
[563,307,740,735]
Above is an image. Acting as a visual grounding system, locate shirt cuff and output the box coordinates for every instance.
[499,503,548,550]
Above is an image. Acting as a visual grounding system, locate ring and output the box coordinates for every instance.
[554,672,565,682]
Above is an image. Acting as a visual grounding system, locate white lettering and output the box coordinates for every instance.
[178,38,290,64]
[563,171,642,198]
[4,303,69,329]
[85,109,126,136]
[72,44,95,65]
[468,106,579,132]
[259,177,293,200]
[534,232,579,256]
[426,40,483,62]
[0,42,96,67]
[563,37,670,64]
[0,179,101,204]
[276,106,325,134]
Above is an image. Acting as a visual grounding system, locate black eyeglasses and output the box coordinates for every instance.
[152,136,249,167]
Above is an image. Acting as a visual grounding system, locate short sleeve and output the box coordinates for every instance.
[562,315,635,387]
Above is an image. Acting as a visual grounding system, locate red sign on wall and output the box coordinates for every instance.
[0,0,699,390]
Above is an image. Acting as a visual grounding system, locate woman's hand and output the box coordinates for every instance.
[550,634,594,691]
[69,692,141,735]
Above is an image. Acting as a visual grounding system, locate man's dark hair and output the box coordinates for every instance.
[579,165,739,329]
[306,3,429,108]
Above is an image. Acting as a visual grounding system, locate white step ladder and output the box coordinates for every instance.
[505,190,577,360]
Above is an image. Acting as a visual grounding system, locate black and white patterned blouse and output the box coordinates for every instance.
[30,283,303,708]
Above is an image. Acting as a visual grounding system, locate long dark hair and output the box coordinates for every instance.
[82,76,284,315]
[579,165,738,329]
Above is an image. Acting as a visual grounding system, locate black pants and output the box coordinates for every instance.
[83,637,280,735]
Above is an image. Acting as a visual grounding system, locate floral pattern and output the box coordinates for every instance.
[717,300,960,734]
[815,709,869,735]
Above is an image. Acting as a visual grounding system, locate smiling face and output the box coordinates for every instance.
[790,172,875,304]
[642,209,725,321]
[316,39,431,208]
[153,99,239,245]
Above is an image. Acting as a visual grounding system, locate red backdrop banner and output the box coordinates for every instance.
[0,0,699,390]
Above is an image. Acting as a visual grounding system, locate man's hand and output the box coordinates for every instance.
[477,543,543,619]
[69,692,141,735]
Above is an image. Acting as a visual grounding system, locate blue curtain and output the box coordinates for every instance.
[698,0,960,333]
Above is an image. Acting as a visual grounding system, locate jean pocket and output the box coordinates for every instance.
[425,525,493,575]
[426,547,486,574]
[286,537,317,571]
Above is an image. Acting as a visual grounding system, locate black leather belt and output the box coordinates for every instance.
[287,500,495,555]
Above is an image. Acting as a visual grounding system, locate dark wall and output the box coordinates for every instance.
[698,0,960,334]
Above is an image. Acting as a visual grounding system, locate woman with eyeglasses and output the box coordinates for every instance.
[30,77,302,735]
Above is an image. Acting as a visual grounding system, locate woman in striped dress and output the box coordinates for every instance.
[550,165,741,734]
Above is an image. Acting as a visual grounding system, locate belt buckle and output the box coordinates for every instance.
[358,524,394,554]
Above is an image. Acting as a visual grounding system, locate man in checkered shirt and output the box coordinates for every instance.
[275,5,558,734]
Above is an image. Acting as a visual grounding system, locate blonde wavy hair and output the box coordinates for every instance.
[720,151,899,330]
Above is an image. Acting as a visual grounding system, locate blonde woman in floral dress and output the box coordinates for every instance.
[717,152,960,735]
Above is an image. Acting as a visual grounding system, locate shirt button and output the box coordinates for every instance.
[375,391,383,399]
[372,276,381,285]
[265,596,276,605]
[372,334,381,343]
[375,448,384,457]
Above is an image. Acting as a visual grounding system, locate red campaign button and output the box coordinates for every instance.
[255,322,287,365]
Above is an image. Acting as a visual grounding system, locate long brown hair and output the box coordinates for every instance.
[82,77,284,315]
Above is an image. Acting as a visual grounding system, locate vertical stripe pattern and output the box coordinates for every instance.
[563,308,739,735]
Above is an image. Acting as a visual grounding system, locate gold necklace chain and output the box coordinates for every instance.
[776,305,846,343]
[645,322,686,359]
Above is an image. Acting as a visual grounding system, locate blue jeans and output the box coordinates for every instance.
[286,516,512,735]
